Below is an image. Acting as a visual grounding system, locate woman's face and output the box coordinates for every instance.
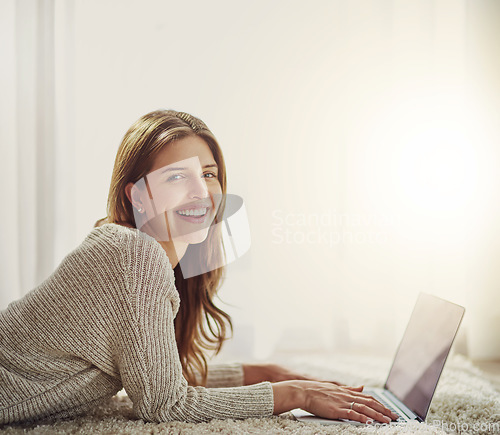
[132,135,222,245]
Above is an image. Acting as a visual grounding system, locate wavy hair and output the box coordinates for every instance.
[96,109,232,386]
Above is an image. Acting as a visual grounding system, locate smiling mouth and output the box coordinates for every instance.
[175,207,209,217]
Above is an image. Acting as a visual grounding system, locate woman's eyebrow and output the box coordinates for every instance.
[161,163,218,173]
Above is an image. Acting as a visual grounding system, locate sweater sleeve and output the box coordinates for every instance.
[115,230,274,423]
[206,363,245,388]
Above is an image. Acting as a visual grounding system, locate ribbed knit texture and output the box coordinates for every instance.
[0,224,274,425]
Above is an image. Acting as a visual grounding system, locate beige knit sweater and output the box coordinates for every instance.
[0,224,274,425]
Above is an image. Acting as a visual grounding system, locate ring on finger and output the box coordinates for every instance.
[350,401,355,410]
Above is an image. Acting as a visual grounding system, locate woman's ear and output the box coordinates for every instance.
[125,182,145,212]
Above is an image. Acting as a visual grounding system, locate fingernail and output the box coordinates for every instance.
[384,416,391,423]
[391,412,398,420]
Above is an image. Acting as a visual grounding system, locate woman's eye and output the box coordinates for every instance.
[166,172,216,182]
[167,174,184,182]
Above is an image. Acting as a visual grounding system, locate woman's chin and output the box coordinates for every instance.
[176,229,210,245]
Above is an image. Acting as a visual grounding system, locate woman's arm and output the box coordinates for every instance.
[244,363,398,423]
[116,294,274,423]
[117,231,274,423]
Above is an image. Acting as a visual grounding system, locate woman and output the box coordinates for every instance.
[0,110,397,425]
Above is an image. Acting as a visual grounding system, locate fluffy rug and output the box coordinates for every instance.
[1,353,499,434]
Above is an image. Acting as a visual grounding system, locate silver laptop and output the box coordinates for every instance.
[291,293,465,426]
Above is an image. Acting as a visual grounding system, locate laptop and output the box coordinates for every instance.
[291,292,465,426]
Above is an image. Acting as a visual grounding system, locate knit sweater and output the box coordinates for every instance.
[0,224,274,425]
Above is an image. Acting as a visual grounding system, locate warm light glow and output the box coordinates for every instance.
[396,126,476,214]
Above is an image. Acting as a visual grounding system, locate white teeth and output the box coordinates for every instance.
[177,207,208,217]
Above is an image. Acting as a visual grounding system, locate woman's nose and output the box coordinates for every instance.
[188,176,209,199]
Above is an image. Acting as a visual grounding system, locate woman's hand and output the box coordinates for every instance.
[242,363,341,385]
[272,380,399,424]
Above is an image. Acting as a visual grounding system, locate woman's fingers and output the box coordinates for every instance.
[331,387,398,423]
[339,408,378,424]
[349,401,393,424]
[300,382,398,424]
[322,399,389,424]
[346,390,398,420]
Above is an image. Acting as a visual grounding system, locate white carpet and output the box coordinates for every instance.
[1,354,499,434]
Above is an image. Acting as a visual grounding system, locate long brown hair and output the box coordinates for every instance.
[96,109,232,386]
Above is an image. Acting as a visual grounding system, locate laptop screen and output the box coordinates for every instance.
[385,293,465,420]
